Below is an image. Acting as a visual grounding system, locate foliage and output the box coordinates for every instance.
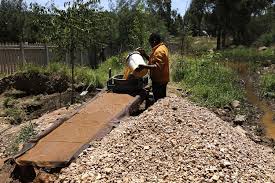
[3,97,15,108]
[185,0,274,48]
[217,47,275,62]
[16,56,126,89]
[0,0,27,42]
[255,32,275,47]
[171,54,244,107]
[8,123,36,154]
[95,53,126,86]
[260,73,275,98]
[4,107,24,124]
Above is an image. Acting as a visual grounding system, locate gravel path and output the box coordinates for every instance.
[57,95,275,183]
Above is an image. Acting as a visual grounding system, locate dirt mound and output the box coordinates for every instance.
[0,77,12,94]
[0,72,69,95]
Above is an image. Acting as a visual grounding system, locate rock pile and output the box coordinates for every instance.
[57,96,275,183]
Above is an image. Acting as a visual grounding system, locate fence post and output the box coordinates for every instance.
[20,42,26,65]
[44,43,49,65]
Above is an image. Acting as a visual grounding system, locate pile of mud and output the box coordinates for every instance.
[0,71,69,95]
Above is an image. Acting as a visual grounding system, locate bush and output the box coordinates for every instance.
[260,73,275,98]
[172,54,244,107]
[3,97,16,108]
[94,53,126,86]
[255,32,275,47]
[15,53,127,90]
[8,123,36,154]
[218,47,275,62]
[46,62,71,77]
[4,108,24,124]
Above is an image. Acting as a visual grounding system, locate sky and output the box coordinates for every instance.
[25,0,191,15]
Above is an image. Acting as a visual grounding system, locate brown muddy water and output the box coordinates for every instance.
[223,61,275,139]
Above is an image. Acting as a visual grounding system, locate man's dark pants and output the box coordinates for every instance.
[152,82,167,101]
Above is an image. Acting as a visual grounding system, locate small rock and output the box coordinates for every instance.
[215,109,227,116]
[144,146,150,150]
[95,173,102,180]
[104,168,113,173]
[234,115,246,125]
[81,173,89,180]
[258,46,268,51]
[220,159,231,168]
[212,173,220,181]
[231,100,240,108]
[235,126,246,136]
[206,166,218,172]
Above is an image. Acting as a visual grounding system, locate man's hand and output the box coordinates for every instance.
[135,64,145,72]
[136,64,157,72]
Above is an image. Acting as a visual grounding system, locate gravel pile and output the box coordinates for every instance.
[57,96,275,183]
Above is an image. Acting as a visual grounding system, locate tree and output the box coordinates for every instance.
[43,0,107,103]
[185,0,274,48]
[115,0,168,51]
[0,0,27,42]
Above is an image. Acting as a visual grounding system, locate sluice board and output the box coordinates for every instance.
[15,92,144,168]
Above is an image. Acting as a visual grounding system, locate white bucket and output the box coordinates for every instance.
[126,51,148,77]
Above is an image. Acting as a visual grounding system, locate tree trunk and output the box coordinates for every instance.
[222,29,226,49]
[70,47,75,104]
[216,26,221,50]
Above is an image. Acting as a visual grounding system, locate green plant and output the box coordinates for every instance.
[3,97,15,108]
[17,63,43,74]
[94,53,126,86]
[8,123,36,154]
[5,108,24,124]
[260,73,275,98]
[46,62,71,77]
[217,47,275,62]
[256,32,275,47]
[172,55,244,107]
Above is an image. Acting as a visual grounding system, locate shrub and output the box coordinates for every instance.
[14,53,127,90]
[95,53,126,86]
[8,123,36,154]
[4,108,24,124]
[255,32,275,47]
[260,73,275,98]
[218,47,275,62]
[171,54,244,107]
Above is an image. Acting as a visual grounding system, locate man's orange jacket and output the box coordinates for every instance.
[149,43,170,84]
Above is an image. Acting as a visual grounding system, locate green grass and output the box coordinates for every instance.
[4,107,25,124]
[3,97,16,108]
[218,47,275,62]
[15,53,126,89]
[8,123,36,155]
[95,53,126,86]
[190,37,216,54]
[171,54,244,108]
[260,73,275,98]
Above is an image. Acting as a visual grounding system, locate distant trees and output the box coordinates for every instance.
[185,0,274,49]
[0,0,27,42]
[0,0,184,47]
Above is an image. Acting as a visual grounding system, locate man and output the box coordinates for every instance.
[136,33,170,101]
